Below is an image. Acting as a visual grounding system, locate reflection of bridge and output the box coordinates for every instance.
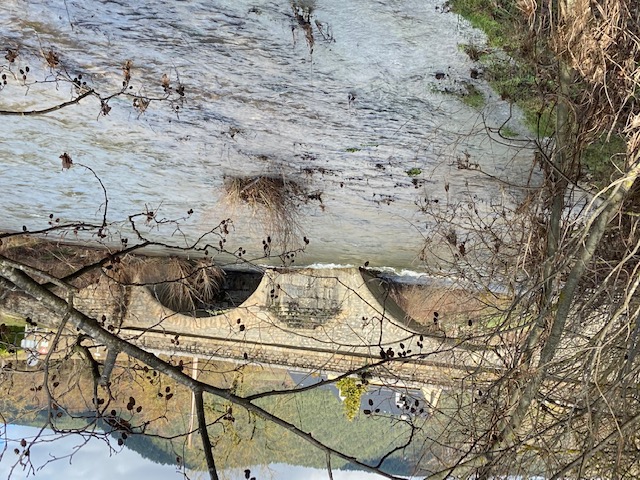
[3,267,503,388]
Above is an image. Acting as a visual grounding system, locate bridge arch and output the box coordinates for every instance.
[147,267,264,317]
[133,266,420,334]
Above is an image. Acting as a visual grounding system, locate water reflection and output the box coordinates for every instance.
[1,362,428,478]
[2,424,186,480]
[2,425,404,479]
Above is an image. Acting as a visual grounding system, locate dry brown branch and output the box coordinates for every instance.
[0,89,96,116]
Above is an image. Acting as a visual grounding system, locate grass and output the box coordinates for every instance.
[582,134,627,188]
[450,0,556,137]
[460,43,490,62]
[499,125,519,138]
[406,168,422,177]
[458,82,485,109]
[224,176,302,209]
[461,16,626,173]
[480,54,554,136]
[449,0,513,47]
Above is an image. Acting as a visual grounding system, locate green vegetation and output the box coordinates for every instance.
[0,315,25,356]
[582,134,627,188]
[3,408,98,431]
[499,125,519,138]
[459,82,485,109]
[450,0,555,136]
[335,377,367,421]
[345,147,361,153]
[483,55,554,135]
[263,386,411,468]
[449,0,515,48]
[450,0,626,177]
[406,167,422,177]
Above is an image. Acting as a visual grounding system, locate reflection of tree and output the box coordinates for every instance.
[336,378,367,422]
[111,431,177,466]
[195,374,415,472]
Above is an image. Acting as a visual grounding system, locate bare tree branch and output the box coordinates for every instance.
[0,89,96,116]
[194,390,219,480]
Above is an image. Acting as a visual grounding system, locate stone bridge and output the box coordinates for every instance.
[74,267,503,387]
[3,267,504,388]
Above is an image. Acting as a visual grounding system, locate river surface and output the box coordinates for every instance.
[0,0,535,271]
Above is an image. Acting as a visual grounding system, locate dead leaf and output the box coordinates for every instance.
[60,153,73,169]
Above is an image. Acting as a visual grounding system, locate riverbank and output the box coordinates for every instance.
[448,0,627,184]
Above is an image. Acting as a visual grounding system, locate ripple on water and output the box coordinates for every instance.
[0,0,535,270]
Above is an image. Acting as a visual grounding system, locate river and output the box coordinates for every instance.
[0,0,535,271]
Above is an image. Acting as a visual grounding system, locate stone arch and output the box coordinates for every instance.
[148,267,264,317]
[357,268,425,333]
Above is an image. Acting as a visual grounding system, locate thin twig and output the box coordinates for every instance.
[0,89,95,116]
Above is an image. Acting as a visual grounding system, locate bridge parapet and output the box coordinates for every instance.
[124,329,499,388]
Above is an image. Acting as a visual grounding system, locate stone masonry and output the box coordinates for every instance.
[4,267,504,387]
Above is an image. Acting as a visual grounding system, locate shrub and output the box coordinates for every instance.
[336,378,367,421]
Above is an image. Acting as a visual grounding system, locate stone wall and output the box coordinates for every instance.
[118,267,503,384]
[2,266,504,385]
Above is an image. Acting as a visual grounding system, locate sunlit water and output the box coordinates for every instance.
[0,0,535,270]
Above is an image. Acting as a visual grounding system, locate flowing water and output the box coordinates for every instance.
[1,0,535,270]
